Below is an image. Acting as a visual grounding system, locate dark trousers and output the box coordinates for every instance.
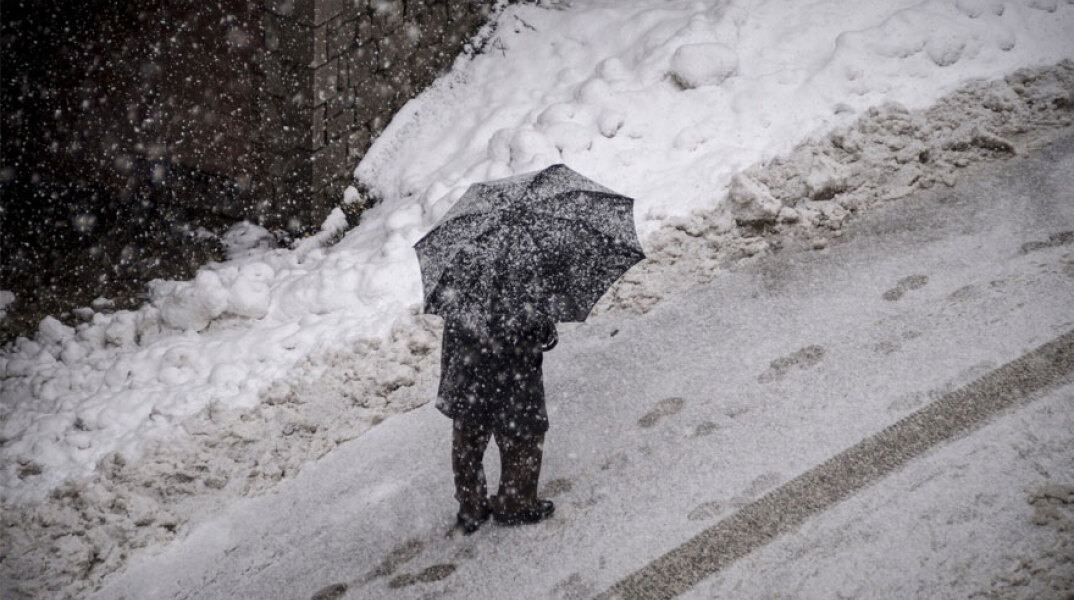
[452,419,544,517]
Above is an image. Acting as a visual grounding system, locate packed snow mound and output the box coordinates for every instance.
[359,0,1074,238]
[3,0,1074,509]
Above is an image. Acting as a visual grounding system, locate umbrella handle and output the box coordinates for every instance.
[542,321,558,352]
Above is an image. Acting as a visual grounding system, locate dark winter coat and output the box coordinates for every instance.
[436,315,558,435]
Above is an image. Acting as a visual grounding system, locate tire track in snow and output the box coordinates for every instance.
[594,329,1074,600]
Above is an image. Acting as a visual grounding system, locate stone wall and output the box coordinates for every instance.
[0,0,503,341]
[1,1,500,234]
[259,0,498,230]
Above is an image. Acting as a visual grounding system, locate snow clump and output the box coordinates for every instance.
[669,43,739,88]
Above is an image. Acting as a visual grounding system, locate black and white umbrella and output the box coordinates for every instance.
[414,164,646,337]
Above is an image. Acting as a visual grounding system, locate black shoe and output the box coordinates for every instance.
[453,506,491,536]
[492,498,555,526]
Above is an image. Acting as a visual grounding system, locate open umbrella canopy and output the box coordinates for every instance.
[414,164,646,337]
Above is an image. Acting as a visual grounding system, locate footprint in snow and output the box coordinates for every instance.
[637,397,686,428]
[310,583,347,600]
[882,274,929,301]
[366,538,424,581]
[757,345,826,383]
[687,500,725,522]
[388,563,457,589]
[1020,230,1074,254]
[541,477,574,497]
[692,421,720,437]
[729,471,784,508]
[552,572,596,600]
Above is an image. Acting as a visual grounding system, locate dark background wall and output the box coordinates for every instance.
[2,1,265,196]
[0,0,503,343]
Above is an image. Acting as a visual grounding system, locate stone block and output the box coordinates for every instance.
[347,45,377,88]
[373,36,406,72]
[312,58,339,104]
[310,179,353,221]
[311,139,347,189]
[266,0,347,26]
[328,17,357,58]
[408,49,442,88]
[328,87,355,114]
[356,17,374,46]
[348,42,377,70]
[264,12,328,67]
[414,5,450,43]
[308,187,338,222]
[336,54,349,90]
[264,0,298,18]
[326,107,355,141]
[370,0,404,35]
[304,105,327,149]
[366,79,399,111]
[369,113,389,137]
[265,58,338,106]
[401,20,422,48]
[441,28,470,57]
[384,71,415,102]
[266,150,311,180]
[350,86,376,126]
[334,156,353,180]
[260,96,326,150]
[447,0,489,23]
[347,126,372,162]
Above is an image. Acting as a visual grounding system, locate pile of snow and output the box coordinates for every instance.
[2,0,1074,510]
[360,0,1074,236]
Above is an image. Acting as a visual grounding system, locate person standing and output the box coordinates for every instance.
[436,308,559,535]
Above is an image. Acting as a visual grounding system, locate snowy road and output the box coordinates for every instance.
[91,138,1074,599]
[602,331,1074,599]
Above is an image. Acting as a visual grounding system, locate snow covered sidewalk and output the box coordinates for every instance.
[89,137,1074,599]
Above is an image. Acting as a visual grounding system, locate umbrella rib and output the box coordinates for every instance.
[522,190,634,219]
[516,212,645,321]
[522,212,646,260]
[417,210,495,246]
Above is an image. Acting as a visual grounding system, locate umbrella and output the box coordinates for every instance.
[414,164,646,337]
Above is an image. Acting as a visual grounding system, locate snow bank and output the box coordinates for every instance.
[2,0,1074,519]
[359,0,1074,238]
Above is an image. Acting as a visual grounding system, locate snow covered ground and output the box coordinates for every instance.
[87,135,1074,599]
[2,0,1074,597]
